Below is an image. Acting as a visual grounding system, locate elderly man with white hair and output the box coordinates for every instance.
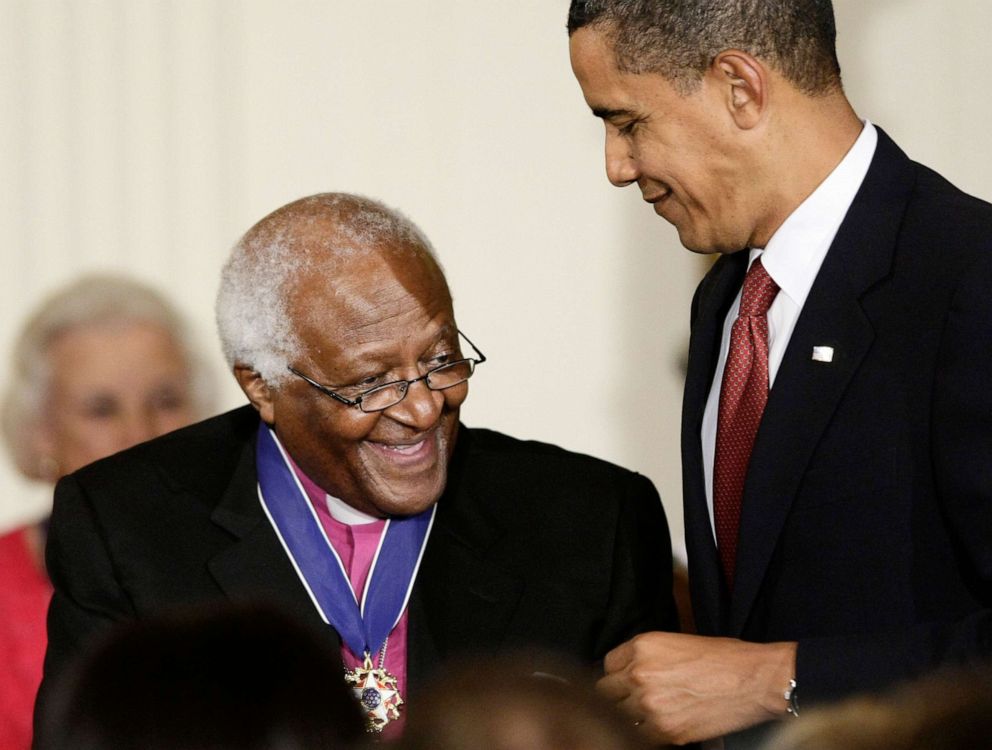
[36,193,678,738]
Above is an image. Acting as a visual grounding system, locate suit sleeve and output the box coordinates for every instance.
[593,472,680,657]
[35,474,138,724]
[797,249,992,702]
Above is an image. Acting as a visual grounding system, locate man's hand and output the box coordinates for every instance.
[598,632,798,745]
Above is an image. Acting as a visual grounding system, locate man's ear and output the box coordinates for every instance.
[234,365,276,425]
[711,50,767,130]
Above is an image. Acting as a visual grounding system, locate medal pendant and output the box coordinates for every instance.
[344,654,404,733]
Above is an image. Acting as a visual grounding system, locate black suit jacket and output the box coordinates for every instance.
[38,406,677,716]
[682,130,992,706]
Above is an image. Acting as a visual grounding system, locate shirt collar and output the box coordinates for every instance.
[323,493,380,526]
[752,120,878,307]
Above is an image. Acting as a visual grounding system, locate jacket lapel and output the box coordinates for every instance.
[407,428,524,689]
[729,130,914,633]
[206,434,334,638]
[682,251,749,635]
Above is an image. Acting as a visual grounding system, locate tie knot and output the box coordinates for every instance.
[739,258,779,317]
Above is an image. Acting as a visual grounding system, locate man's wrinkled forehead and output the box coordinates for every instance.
[283,262,455,386]
[330,247,448,311]
[286,241,452,342]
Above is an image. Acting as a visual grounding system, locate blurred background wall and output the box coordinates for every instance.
[1,0,990,562]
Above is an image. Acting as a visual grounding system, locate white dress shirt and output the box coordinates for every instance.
[700,121,878,538]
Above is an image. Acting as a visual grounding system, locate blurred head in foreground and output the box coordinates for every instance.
[35,602,365,750]
[399,654,650,750]
[2,273,213,483]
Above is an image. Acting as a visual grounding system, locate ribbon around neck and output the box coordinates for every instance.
[255,424,435,657]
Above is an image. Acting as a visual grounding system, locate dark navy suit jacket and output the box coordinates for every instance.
[682,129,992,716]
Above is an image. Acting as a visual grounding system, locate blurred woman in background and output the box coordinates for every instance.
[0,274,214,749]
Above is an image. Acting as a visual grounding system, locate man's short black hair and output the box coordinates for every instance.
[567,0,842,96]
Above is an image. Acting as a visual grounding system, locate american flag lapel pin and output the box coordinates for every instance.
[811,346,834,363]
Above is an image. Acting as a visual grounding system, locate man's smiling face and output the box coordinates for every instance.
[569,26,756,254]
[266,245,466,518]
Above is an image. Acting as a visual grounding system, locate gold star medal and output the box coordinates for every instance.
[345,650,403,732]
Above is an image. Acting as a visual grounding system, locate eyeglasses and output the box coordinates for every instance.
[287,330,486,414]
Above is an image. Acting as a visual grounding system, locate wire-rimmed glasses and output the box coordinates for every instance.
[287,330,485,414]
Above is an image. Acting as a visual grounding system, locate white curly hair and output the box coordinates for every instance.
[215,193,443,385]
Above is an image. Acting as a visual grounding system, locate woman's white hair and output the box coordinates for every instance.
[0,274,215,480]
[215,193,441,385]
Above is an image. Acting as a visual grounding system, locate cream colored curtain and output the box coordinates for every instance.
[1,1,990,561]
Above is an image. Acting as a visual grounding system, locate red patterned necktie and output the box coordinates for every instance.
[713,258,779,587]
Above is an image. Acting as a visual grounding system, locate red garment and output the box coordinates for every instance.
[714,259,779,586]
[0,526,52,750]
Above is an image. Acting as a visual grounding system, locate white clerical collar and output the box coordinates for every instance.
[323,492,381,526]
[753,120,878,306]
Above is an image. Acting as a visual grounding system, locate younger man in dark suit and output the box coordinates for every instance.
[568,1,992,746]
[37,193,677,736]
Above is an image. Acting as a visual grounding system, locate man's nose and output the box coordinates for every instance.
[605,133,638,187]
[384,380,444,431]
